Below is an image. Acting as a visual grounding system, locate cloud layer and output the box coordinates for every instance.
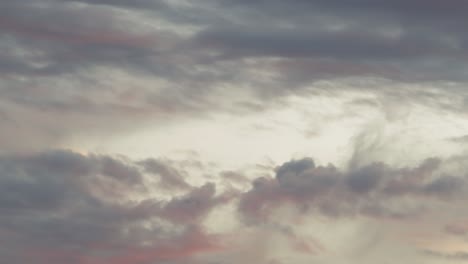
[3,1,468,263]
[1,150,467,263]
[2,0,468,151]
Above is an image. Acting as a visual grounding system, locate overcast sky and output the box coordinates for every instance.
[2,1,468,263]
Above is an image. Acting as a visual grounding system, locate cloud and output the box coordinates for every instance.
[346,163,386,193]
[0,149,231,264]
[195,26,453,61]
[2,0,468,154]
[0,2,157,74]
[220,0,468,26]
[157,183,234,224]
[1,149,468,263]
[445,221,468,236]
[28,226,224,264]
[239,157,465,223]
[423,250,468,261]
[3,2,468,263]
[139,158,192,191]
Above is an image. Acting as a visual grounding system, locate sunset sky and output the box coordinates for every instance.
[3,1,468,263]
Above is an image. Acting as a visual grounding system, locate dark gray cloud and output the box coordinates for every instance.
[62,0,168,9]
[140,158,192,191]
[239,157,464,223]
[195,27,454,60]
[0,1,182,75]
[347,163,386,193]
[0,150,228,264]
[423,175,465,197]
[0,149,466,263]
[219,0,468,27]
[158,183,236,224]
[3,0,468,151]
[195,0,468,84]
[275,158,339,197]
[2,0,468,89]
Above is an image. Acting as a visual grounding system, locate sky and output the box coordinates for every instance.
[2,1,468,263]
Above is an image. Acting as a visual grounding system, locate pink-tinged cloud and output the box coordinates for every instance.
[291,239,318,255]
[445,220,468,236]
[28,227,224,264]
[0,17,154,47]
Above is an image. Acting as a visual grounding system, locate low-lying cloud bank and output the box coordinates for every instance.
[1,149,467,263]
